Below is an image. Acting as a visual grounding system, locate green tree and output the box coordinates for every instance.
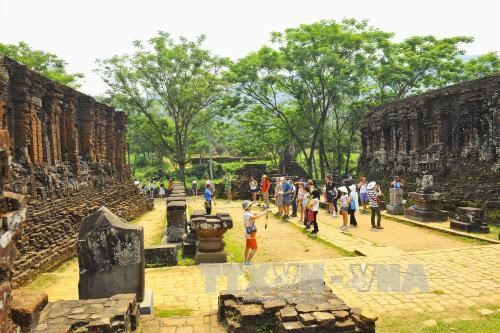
[372,35,474,103]
[461,52,500,80]
[0,41,83,88]
[232,19,391,177]
[97,32,230,183]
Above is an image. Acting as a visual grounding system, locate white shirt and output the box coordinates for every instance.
[243,211,255,239]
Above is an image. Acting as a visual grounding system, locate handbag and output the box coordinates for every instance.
[245,225,257,234]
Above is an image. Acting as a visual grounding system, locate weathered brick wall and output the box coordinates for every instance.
[359,75,499,215]
[0,56,150,287]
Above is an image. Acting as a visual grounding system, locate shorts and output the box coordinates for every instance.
[251,188,259,193]
[341,206,349,212]
[246,234,257,249]
[360,192,369,203]
[276,196,283,206]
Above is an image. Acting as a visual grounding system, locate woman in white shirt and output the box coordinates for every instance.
[338,186,350,231]
[249,176,258,202]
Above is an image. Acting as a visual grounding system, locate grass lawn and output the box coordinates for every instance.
[378,306,500,333]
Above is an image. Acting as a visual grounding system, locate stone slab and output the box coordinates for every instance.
[144,245,177,266]
[195,250,227,264]
[450,220,490,233]
[139,289,154,315]
[404,206,448,222]
[77,207,145,302]
[386,204,404,215]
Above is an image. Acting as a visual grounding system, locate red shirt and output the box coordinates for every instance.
[261,179,270,192]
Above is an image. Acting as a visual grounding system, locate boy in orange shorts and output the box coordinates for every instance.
[242,200,268,264]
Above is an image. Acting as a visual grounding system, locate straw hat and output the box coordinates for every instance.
[242,200,255,210]
[367,181,376,190]
[262,175,267,178]
[338,186,348,194]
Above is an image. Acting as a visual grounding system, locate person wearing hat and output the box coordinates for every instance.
[367,182,383,229]
[260,175,270,208]
[338,186,350,231]
[242,200,268,264]
[348,184,359,227]
[391,176,404,189]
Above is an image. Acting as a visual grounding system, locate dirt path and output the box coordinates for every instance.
[132,198,166,246]
[306,206,484,252]
[193,198,347,263]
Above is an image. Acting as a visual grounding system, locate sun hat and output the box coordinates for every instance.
[349,184,356,192]
[279,176,285,181]
[242,200,255,210]
[338,186,348,193]
[367,181,376,190]
[262,175,267,178]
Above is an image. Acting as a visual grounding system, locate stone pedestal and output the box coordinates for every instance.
[386,188,404,215]
[450,207,489,233]
[404,192,448,222]
[166,200,187,243]
[77,207,145,302]
[182,210,205,256]
[192,214,233,264]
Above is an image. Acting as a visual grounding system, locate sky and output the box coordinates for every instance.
[0,0,498,96]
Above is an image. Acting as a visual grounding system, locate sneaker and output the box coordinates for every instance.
[311,230,318,234]
[376,226,384,229]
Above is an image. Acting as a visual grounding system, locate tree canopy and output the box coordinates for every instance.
[0,41,84,88]
[96,19,499,181]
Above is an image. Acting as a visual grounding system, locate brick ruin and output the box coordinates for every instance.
[359,75,499,218]
[0,56,150,288]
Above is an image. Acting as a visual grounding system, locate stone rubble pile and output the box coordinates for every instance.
[35,294,140,333]
[219,286,378,332]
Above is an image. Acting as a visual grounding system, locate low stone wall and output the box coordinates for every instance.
[13,182,149,288]
[144,244,178,267]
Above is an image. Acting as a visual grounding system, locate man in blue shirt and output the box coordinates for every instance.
[282,178,293,220]
[204,184,214,215]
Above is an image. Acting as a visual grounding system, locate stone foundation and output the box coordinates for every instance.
[404,192,448,222]
[219,286,377,332]
[450,207,490,233]
[35,293,140,332]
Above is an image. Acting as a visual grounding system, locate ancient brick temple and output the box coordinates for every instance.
[0,56,150,287]
[359,75,499,217]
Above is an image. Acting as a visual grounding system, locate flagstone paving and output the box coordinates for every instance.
[20,199,500,332]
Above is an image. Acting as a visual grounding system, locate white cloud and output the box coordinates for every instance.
[0,0,498,96]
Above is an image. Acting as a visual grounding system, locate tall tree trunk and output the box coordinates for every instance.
[319,136,326,180]
[336,135,343,176]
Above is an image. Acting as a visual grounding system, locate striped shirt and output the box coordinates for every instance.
[368,189,380,208]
